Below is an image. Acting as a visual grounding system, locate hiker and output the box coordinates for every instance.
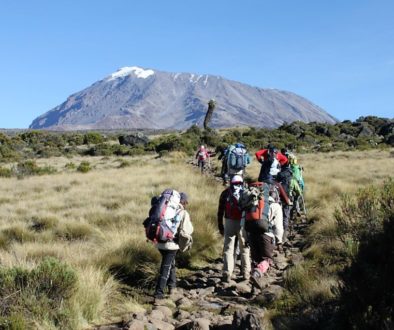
[241,182,284,289]
[255,144,288,184]
[277,148,294,243]
[226,143,251,182]
[154,192,193,300]
[217,145,229,185]
[217,175,251,283]
[195,145,209,173]
[288,153,305,219]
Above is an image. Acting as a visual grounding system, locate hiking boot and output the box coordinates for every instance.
[250,269,263,289]
[222,274,231,283]
[153,294,166,304]
[250,266,269,289]
[241,272,250,281]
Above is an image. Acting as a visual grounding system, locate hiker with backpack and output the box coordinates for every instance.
[238,182,284,289]
[143,190,193,300]
[217,145,229,185]
[288,153,306,219]
[255,144,288,184]
[224,143,251,184]
[195,145,210,174]
[217,175,251,283]
[277,148,294,244]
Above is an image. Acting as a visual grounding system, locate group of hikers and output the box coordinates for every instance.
[144,142,305,300]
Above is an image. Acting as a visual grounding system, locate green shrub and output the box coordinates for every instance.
[102,241,160,288]
[0,257,77,328]
[335,179,394,328]
[65,162,76,170]
[83,132,104,145]
[77,161,91,173]
[0,167,12,178]
[14,160,57,177]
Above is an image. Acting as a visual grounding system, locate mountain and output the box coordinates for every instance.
[30,66,337,130]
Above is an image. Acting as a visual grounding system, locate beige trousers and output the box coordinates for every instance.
[223,218,251,279]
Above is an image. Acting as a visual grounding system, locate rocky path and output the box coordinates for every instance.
[94,163,307,330]
[95,226,306,330]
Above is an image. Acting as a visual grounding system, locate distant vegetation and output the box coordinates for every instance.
[0,116,393,169]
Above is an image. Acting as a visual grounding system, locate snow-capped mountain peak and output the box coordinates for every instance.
[108,66,155,80]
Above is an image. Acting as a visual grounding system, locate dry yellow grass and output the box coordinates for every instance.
[0,153,223,328]
[0,149,393,328]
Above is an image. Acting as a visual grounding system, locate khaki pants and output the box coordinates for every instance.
[223,218,251,279]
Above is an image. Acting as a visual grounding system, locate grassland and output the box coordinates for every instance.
[0,149,393,329]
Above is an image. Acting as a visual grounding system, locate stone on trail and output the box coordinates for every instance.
[154,305,174,319]
[260,285,285,304]
[175,318,211,330]
[235,280,252,294]
[232,310,262,329]
[176,297,194,309]
[174,310,191,320]
[150,309,165,321]
[127,319,147,330]
[150,318,175,330]
[197,286,215,297]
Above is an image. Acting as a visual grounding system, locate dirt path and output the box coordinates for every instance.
[94,163,307,330]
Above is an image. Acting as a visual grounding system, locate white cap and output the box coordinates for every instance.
[231,175,243,184]
[200,145,205,149]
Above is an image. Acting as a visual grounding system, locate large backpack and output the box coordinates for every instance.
[143,189,181,243]
[239,182,271,232]
[227,144,248,171]
[224,190,243,220]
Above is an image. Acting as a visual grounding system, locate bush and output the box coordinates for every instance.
[0,257,77,328]
[0,167,12,178]
[65,162,76,170]
[102,241,160,288]
[77,161,91,173]
[335,179,394,328]
[83,132,104,145]
[14,160,57,178]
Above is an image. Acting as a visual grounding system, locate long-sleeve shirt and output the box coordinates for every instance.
[255,149,288,166]
[255,149,288,183]
[157,205,193,250]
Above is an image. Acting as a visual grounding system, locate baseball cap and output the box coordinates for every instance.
[231,175,244,184]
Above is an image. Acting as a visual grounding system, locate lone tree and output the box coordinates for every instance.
[203,99,216,130]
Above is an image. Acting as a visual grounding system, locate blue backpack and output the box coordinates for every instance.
[227,144,249,171]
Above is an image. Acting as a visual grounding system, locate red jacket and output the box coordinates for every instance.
[255,149,288,166]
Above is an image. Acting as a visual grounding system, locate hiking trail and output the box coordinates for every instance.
[94,160,307,330]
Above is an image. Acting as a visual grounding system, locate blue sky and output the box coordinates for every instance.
[0,0,393,128]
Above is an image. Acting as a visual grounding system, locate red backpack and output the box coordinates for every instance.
[239,182,271,232]
[224,190,242,220]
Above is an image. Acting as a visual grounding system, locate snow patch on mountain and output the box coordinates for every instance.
[108,66,154,80]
